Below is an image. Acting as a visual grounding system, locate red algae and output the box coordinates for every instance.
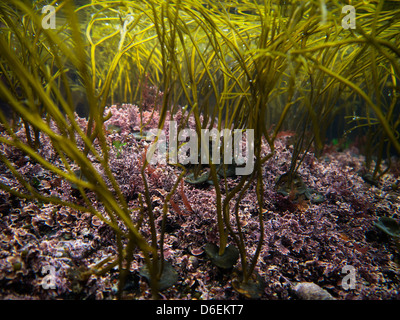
[0,105,399,300]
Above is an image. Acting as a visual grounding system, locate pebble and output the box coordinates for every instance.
[292,282,335,300]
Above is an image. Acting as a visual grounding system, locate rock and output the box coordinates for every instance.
[132,131,155,141]
[374,217,400,238]
[292,282,335,300]
[184,169,211,185]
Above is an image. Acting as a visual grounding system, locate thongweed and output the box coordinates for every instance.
[0,0,399,299]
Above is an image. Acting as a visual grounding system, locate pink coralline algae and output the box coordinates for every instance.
[0,104,399,300]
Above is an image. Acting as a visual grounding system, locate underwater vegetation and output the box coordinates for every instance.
[0,0,400,299]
